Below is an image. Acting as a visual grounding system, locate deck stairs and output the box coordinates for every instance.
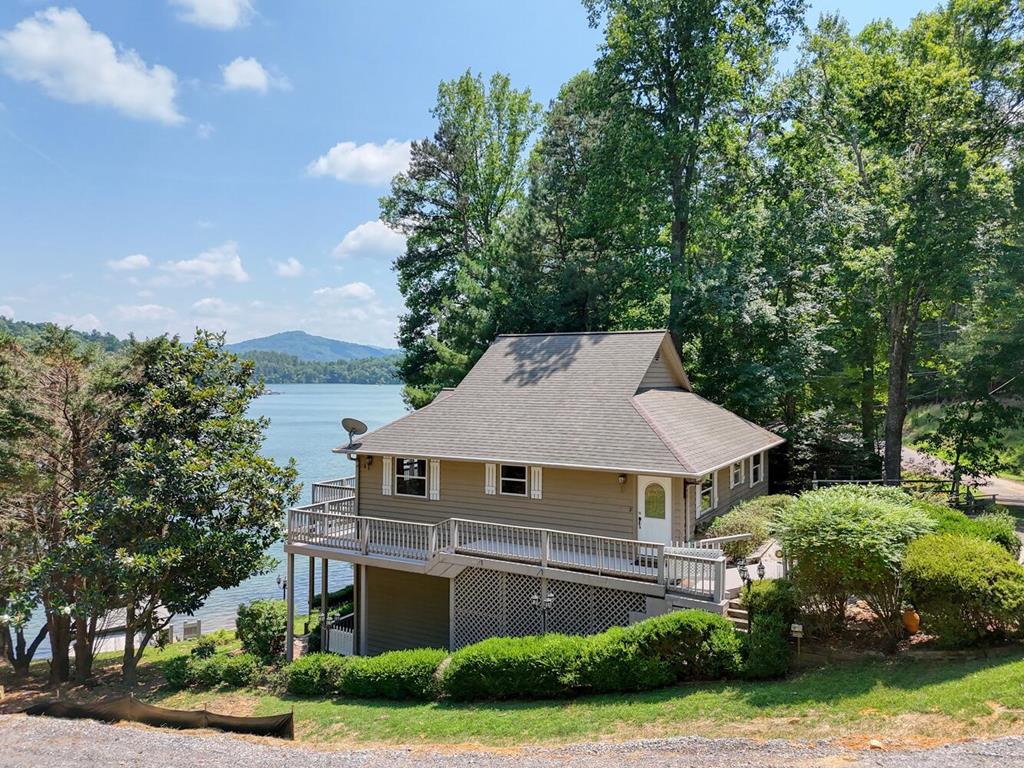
[726,598,748,633]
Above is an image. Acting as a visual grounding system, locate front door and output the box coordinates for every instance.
[637,476,672,544]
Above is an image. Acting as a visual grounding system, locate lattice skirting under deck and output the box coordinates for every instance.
[451,567,648,649]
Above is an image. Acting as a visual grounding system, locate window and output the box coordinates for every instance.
[751,452,764,486]
[644,484,666,519]
[730,460,744,489]
[698,473,716,516]
[395,457,427,497]
[499,464,527,496]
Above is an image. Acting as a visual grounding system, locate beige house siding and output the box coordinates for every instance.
[364,566,450,654]
[638,355,678,390]
[693,457,770,532]
[358,458,638,540]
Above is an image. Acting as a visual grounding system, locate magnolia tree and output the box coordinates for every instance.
[71,332,300,685]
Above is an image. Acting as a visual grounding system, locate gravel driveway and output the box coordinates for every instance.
[3,714,1024,768]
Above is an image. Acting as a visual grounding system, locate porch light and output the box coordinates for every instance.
[757,561,766,580]
[736,558,749,585]
[617,474,626,485]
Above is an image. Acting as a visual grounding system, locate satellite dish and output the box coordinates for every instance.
[342,417,368,444]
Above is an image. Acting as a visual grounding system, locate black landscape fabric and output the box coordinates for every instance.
[24,696,294,739]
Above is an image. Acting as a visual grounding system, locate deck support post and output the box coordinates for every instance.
[307,556,316,633]
[320,558,328,651]
[285,552,295,662]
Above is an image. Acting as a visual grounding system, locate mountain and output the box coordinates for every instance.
[226,330,398,362]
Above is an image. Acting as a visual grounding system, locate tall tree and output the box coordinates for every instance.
[382,71,541,407]
[583,0,805,349]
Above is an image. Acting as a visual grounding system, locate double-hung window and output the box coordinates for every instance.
[730,460,744,489]
[698,473,716,516]
[750,452,764,486]
[499,464,528,496]
[395,457,427,497]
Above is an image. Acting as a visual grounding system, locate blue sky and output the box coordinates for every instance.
[0,0,937,346]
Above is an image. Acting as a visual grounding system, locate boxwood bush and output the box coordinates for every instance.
[339,648,448,700]
[284,652,349,696]
[705,495,793,559]
[740,578,799,626]
[742,613,790,679]
[441,634,585,701]
[903,533,1024,648]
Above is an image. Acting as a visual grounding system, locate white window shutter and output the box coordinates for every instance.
[713,471,719,509]
[530,466,543,499]
[484,463,496,495]
[382,455,393,496]
[429,459,440,500]
[749,455,755,488]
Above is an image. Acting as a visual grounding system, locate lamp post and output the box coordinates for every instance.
[530,587,555,633]
[276,574,287,600]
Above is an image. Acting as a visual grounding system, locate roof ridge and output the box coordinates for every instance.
[495,330,667,338]
[630,394,694,475]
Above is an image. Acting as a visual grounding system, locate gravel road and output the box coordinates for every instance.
[2,714,1024,768]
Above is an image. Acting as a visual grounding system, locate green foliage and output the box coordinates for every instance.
[220,653,263,688]
[742,613,791,680]
[706,495,793,558]
[774,485,935,636]
[284,652,349,696]
[188,653,232,688]
[236,600,288,662]
[904,534,1024,648]
[339,648,448,701]
[920,503,1021,558]
[238,351,402,385]
[162,655,190,690]
[191,636,217,659]
[442,634,584,701]
[443,610,741,701]
[740,579,800,627]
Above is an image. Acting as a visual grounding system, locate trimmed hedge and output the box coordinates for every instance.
[742,613,790,679]
[903,533,1024,648]
[706,495,793,559]
[280,609,744,702]
[921,503,1020,557]
[340,648,448,700]
[284,652,348,696]
[442,634,585,700]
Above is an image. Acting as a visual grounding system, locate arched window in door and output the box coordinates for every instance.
[644,483,666,519]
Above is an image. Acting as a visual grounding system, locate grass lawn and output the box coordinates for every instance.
[905,404,1024,481]
[6,637,1024,748]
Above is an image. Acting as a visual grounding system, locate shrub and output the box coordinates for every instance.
[572,626,673,693]
[442,634,585,701]
[221,653,263,687]
[162,655,190,689]
[706,495,793,559]
[920,503,1020,557]
[188,653,231,688]
[740,579,800,626]
[742,613,790,679]
[339,648,447,700]
[191,636,217,659]
[284,652,348,696]
[903,533,1024,648]
[622,610,743,681]
[236,599,287,662]
[775,485,935,636]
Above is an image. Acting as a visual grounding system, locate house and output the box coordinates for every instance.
[284,330,783,659]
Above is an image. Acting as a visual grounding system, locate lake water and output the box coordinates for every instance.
[24,383,408,658]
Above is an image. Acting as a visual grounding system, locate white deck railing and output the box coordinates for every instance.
[288,506,727,602]
[311,476,356,506]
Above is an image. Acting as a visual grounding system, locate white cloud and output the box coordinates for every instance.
[306,139,410,184]
[115,304,175,322]
[52,312,101,330]
[192,297,238,315]
[273,257,305,277]
[196,122,214,139]
[0,305,13,319]
[222,56,288,93]
[313,282,376,301]
[0,8,183,124]
[163,241,249,283]
[332,219,406,260]
[170,0,253,30]
[107,253,151,271]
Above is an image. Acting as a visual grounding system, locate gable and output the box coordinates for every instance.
[637,334,691,392]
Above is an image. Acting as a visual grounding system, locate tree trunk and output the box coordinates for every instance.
[122,605,138,687]
[73,614,95,683]
[45,611,71,687]
[860,317,877,453]
[883,289,924,482]
[3,623,47,678]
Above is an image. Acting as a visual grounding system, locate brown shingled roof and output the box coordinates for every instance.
[346,331,783,477]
